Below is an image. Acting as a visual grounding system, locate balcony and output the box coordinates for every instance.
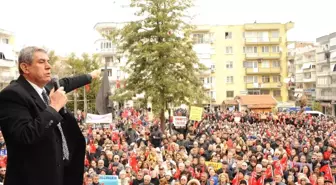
[316,95,336,101]
[245,52,281,60]
[244,37,281,45]
[316,83,330,88]
[246,82,281,89]
[316,71,330,77]
[316,58,329,64]
[203,83,215,90]
[303,74,316,82]
[245,67,280,74]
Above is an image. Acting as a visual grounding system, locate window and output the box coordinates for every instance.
[248,90,260,95]
[101,42,112,49]
[273,90,281,97]
[273,76,280,82]
[244,76,258,83]
[271,31,279,38]
[244,32,257,38]
[272,61,280,68]
[199,78,204,84]
[261,61,270,68]
[1,38,9,44]
[272,46,280,53]
[226,61,233,69]
[105,57,113,63]
[262,46,269,53]
[260,90,270,95]
[226,46,233,54]
[107,69,112,76]
[210,64,215,72]
[210,91,216,99]
[243,61,258,68]
[243,46,258,53]
[226,91,234,98]
[117,70,121,78]
[193,33,212,44]
[225,32,232,39]
[262,76,270,83]
[226,76,234,83]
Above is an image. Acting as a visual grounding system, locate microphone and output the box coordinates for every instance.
[52,76,67,114]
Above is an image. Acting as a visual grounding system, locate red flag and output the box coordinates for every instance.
[116,80,120,89]
[320,164,334,183]
[85,84,90,92]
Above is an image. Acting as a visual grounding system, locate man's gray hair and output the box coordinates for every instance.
[18,46,47,75]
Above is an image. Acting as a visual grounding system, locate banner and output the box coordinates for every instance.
[173,116,188,127]
[0,149,6,156]
[86,113,112,123]
[99,175,118,185]
[205,161,222,171]
[189,106,203,121]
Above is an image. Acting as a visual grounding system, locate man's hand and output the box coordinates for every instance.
[49,87,68,112]
[90,70,101,79]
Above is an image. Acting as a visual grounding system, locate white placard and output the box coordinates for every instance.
[86,113,112,123]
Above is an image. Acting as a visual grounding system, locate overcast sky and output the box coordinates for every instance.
[1,0,336,56]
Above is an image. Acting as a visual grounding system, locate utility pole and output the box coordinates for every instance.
[84,86,87,117]
[74,91,78,113]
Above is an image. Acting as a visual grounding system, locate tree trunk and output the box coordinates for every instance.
[160,108,165,132]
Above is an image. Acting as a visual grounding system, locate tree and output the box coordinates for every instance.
[64,53,101,113]
[108,0,206,131]
[312,101,322,112]
[48,50,59,66]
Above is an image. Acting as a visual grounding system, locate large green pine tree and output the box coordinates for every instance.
[110,0,206,131]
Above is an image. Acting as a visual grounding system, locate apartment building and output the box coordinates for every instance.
[192,22,294,107]
[94,22,128,92]
[315,32,336,115]
[294,45,316,106]
[0,28,18,90]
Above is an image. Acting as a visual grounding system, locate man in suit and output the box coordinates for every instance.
[0,46,100,185]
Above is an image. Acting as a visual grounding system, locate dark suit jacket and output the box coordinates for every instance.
[0,74,92,185]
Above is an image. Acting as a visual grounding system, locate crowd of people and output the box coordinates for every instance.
[80,107,336,185]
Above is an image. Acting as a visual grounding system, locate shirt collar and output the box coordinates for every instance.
[26,80,45,95]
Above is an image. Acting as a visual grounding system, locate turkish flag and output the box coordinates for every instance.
[320,164,334,183]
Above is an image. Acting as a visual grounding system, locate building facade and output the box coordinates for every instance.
[294,45,316,107]
[315,32,336,115]
[94,22,128,93]
[192,22,294,107]
[0,28,18,90]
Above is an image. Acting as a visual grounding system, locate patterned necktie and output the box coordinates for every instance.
[41,89,69,160]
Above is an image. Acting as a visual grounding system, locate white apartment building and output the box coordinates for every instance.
[94,22,134,107]
[315,32,336,115]
[0,28,18,90]
[94,22,128,92]
[294,45,317,106]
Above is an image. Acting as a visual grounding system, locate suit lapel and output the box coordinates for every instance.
[16,75,47,110]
